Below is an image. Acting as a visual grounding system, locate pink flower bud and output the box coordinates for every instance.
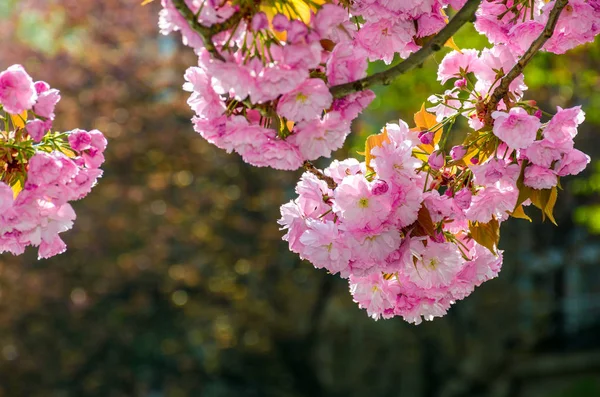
[26,119,47,142]
[470,157,479,165]
[372,180,389,195]
[428,151,445,169]
[251,12,268,31]
[454,188,472,210]
[431,231,445,243]
[450,145,467,160]
[287,19,308,43]
[68,129,93,151]
[454,78,467,89]
[272,14,289,31]
[34,81,50,94]
[534,109,542,119]
[418,130,434,145]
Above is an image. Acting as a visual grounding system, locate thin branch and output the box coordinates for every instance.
[171,0,248,61]
[484,0,569,124]
[329,0,482,98]
[303,161,337,189]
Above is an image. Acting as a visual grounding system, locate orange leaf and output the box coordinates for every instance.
[413,104,442,152]
[444,37,462,53]
[10,111,27,129]
[364,128,390,173]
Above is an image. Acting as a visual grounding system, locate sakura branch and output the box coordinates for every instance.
[484,0,569,124]
[170,0,250,61]
[328,0,483,98]
[144,0,600,321]
[303,160,337,189]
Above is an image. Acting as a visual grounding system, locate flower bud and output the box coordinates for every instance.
[431,230,445,243]
[470,156,479,165]
[454,188,472,210]
[372,180,389,195]
[251,12,268,31]
[454,78,467,89]
[26,119,47,142]
[450,145,467,160]
[428,151,445,169]
[272,14,289,31]
[418,130,434,145]
[534,109,542,119]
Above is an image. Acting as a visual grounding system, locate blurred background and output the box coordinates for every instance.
[0,1,599,396]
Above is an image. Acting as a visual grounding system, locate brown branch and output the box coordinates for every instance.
[329,0,482,98]
[484,0,569,124]
[303,161,337,189]
[171,0,249,62]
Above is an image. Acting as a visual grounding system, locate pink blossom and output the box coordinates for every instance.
[454,188,472,210]
[523,165,558,190]
[324,159,363,183]
[555,149,590,176]
[234,126,303,170]
[278,201,308,254]
[404,240,464,289]
[33,88,60,120]
[437,49,480,83]
[0,64,37,114]
[183,66,226,118]
[522,138,567,168]
[326,43,368,85]
[349,227,402,265]
[68,129,93,152]
[349,273,401,320]
[250,65,308,104]
[428,151,445,169]
[295,172,332,218]
[300,220,351,276]
[251,12,268,31]
[276,78,333,122]
[391,184,423,228]
[289,112,350,160]
[332,175,393,231]
[26,119,48,142]
[313,4,353,43]
[544,106,585,144]
[492,107,540,149]
[450,145,467,160]
[356,19,417,64]
[272,13,290,31]
[466,185,518,223]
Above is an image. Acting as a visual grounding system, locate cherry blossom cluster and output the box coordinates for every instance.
[475,0,600,56]
[0,65,106,259]
[159,0,473,169]
[279,41,591,322]
[279,121,507,324]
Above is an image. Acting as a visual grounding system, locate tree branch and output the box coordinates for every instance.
[329,0,482,98]
[171,0,248,62]
[303,161,337,189]
[485,0,569,124]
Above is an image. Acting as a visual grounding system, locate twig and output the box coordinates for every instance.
[303,161,337,189]
[328,0,482,98]
[171,0,249,61]
[484,0,569,124]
